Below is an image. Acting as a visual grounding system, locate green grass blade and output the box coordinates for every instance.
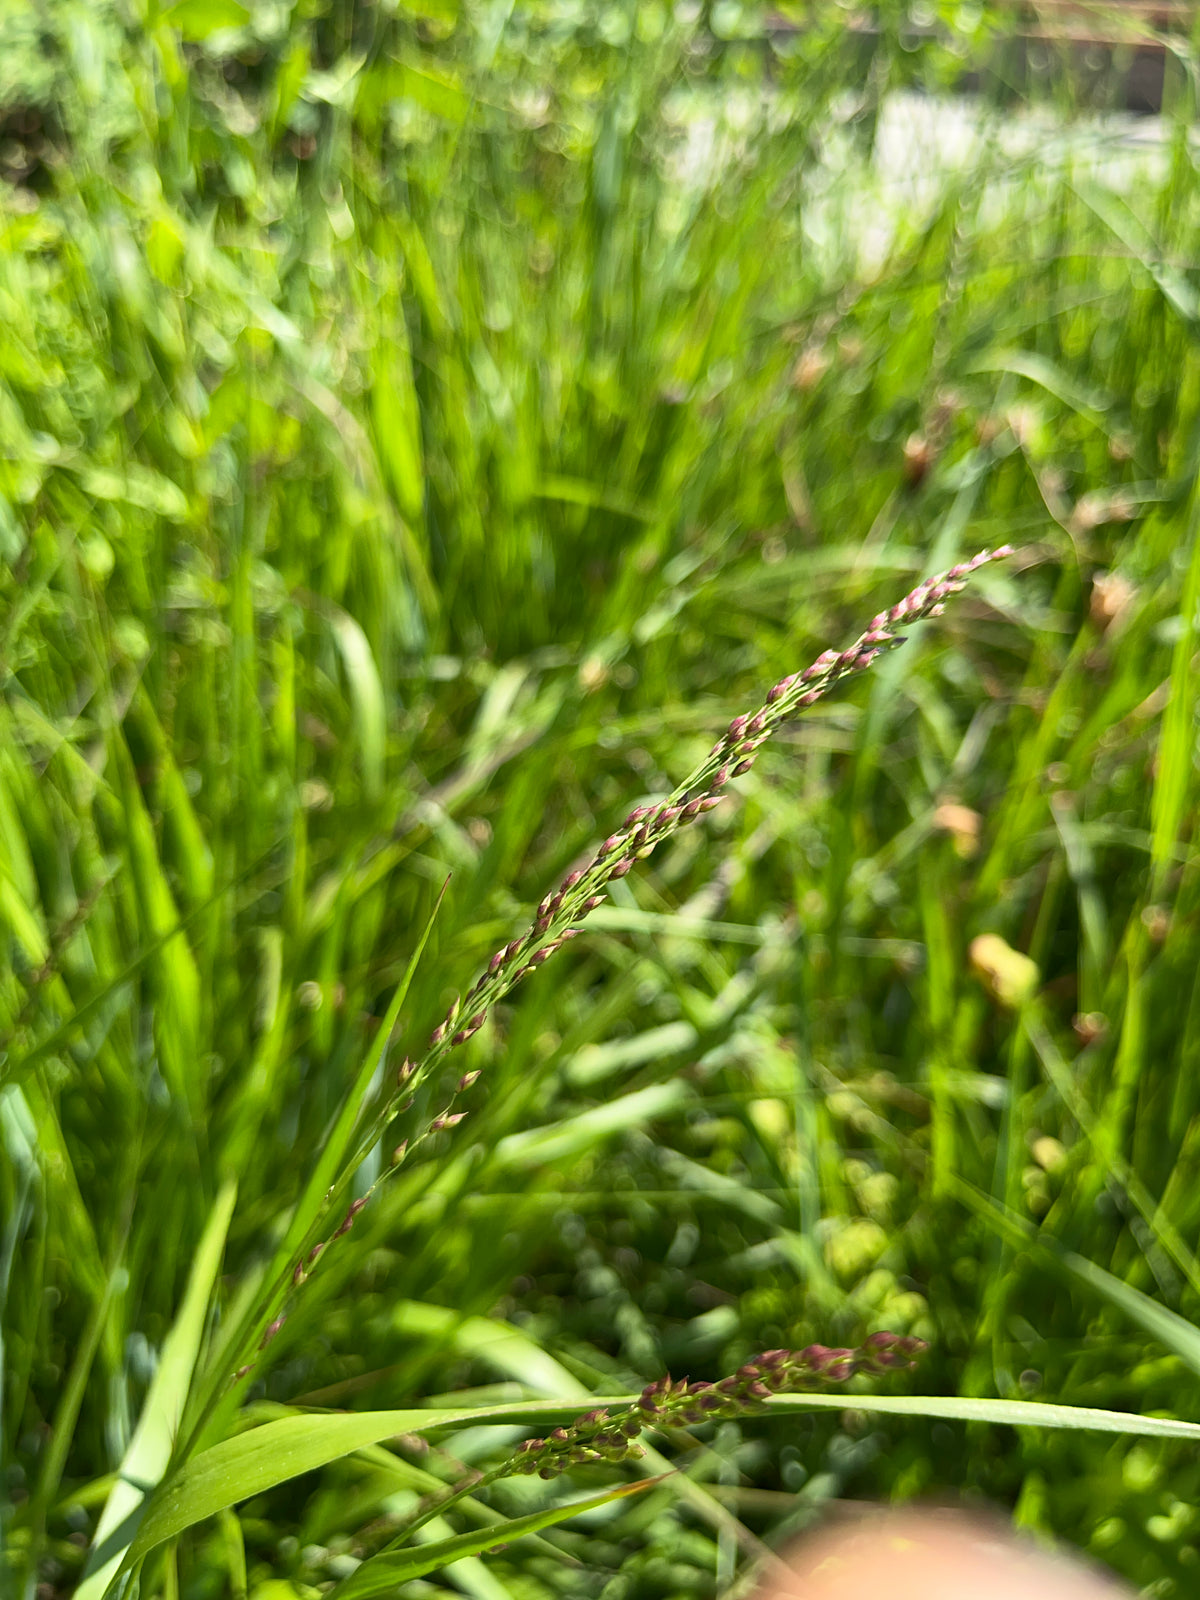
[761,1393,1200,1439]
[182,883,448,1450]
[283,879,449,1261]
[129,1403,607,1563]
[954,1178,1200,1377]
[76,1179,237,1600]
[328,1478,667,1598]
[1149,483,1200,887]
[128,1381,1200,1571]
[492,1082,693,1170]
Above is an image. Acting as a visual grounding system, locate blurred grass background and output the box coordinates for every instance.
[3,0,1200,1594]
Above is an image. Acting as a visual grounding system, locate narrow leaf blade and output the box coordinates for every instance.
[330,1478,667,1598]
[77,1180,237,1599]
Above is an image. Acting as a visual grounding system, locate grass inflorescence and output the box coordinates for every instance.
[3,3,1200,1597]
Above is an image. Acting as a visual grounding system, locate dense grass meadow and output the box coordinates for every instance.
[6,1,1200,1595]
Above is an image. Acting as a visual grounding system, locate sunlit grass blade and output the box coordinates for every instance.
[76,1180,237,1600]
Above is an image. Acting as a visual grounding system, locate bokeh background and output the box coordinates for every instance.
[4,2,1200,1596]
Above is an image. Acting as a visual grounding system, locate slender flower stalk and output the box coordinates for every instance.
[386,1334,927,1549]
[276,549,1012,1319]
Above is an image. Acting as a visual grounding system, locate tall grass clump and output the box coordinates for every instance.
[4,2,1200,1597]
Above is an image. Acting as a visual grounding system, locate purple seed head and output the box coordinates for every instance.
[610,857,634,878]
[333,1198,367,1238]
[815,1347,857,1380]
[864,1331,898,1351]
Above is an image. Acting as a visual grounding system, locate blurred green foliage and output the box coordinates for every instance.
[3,1,1200,1595]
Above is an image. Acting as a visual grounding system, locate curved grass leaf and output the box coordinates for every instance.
[762,1392,1200,1439]
[328,1477,667,1599]
[128,1402,594,1564]
[76,1180,237,1600]
[329,608,387,802]
[127,1388,1200,1571]
[953,1176,1200,1378]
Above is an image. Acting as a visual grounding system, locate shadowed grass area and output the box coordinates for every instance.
[2,3,1200,1596]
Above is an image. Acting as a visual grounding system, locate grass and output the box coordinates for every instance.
[3,2,1200,1596]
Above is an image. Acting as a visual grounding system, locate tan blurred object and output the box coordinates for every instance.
[752,1511,1129,1600]
[932,801,981,858]
[1089,570,1136,632]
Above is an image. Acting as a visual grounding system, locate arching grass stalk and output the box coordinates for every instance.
[244,548,1013,1376]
